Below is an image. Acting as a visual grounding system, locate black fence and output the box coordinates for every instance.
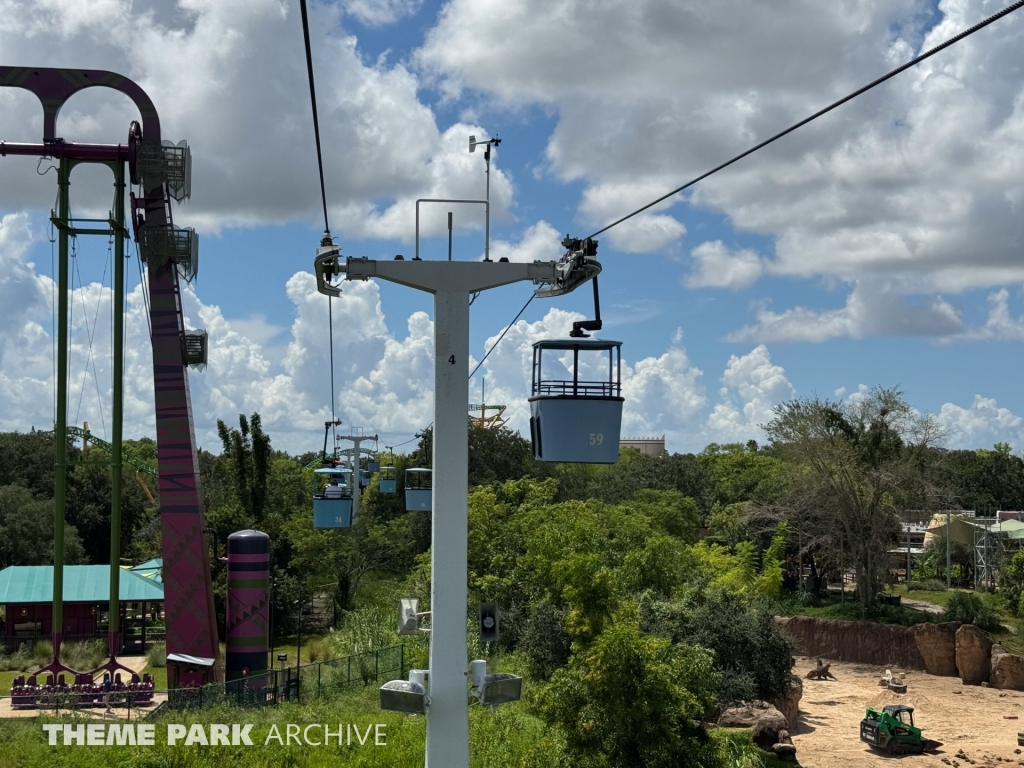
[0,645,404,719]
[165,644,405,711]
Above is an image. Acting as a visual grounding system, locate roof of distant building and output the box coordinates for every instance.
[0,565,164,604]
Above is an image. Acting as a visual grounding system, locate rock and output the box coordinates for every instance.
[718,701,774,728]
[992,645,1024,691]
[751,707,789,749]
[957,625,994,686]
[772,743,798,763]
[771,677,803,731]
[913,622,961,677]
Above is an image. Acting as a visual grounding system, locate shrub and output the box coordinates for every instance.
[305,638,334,662]
[907,579,947,592]
[537,608,719,768]
[31,640,53,663]
[641,590,795,708]
[944,592,1002,632]
[146,642,167,668]
[0,645,33,672]
[61,640,106,671]
[517,602,572,680]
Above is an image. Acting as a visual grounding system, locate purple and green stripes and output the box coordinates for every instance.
[226,530,270,681]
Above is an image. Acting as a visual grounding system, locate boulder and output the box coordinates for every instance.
[751,707,789,749]
[956,625,993,686]
[912,622,961,677]
[992,645,1024,691]
[772,743,798,763]
[718,701,775,729]
[771,677,803,731]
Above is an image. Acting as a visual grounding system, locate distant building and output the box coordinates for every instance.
[621,436,666,457]
[0,564,163,655]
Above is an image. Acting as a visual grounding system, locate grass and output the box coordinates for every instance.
[143,665,167,690]
[892,585,959,608]
[0,671,21,692]
[712,729,792,768]
[0,676,778,768]
[0,680,561,768]
[775,592,942,626]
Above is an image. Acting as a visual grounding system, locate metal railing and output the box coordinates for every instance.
[534,379,621,398]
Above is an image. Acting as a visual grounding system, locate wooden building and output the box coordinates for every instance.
[0,564,164,654]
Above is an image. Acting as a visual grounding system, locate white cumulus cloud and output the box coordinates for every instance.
[686,240,763,289]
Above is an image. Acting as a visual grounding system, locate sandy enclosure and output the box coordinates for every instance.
[792,657,1024,768]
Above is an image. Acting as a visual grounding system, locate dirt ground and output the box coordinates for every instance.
[792,657,1024,768]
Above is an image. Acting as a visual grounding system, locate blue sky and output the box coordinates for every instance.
[1,0,1023,455]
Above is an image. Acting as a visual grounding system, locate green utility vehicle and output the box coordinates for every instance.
[860,704,939,755]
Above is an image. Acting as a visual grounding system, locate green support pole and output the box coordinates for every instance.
[108,160,126,660]
[51,157,71,666]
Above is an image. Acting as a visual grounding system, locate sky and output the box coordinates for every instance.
[0,0,1023,457]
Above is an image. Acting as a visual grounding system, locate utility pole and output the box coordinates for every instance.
[315,231,592,768]
[947,509,952,589]
[906,521,912,586]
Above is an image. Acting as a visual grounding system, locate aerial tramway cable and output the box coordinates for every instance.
[475,0,1024,373]
[585,0,1024,241]
[468,293,535,381]
[299,0,340,452]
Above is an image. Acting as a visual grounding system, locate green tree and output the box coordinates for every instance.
[697,442,786,508]
[640,590,795,707]
[411,423,540,486]
[286,496,416,611]
[914,529,974,587]
[216,413,272,525]
[940,443,1024,514]
[538,607,719,768]
[0,485,87,568]
[556,451,717,515]
[763,387,944,607]
[1000,549,1024,613]
[0,429,58,499]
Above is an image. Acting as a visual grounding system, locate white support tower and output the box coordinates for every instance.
[315,244,594,768]
[336,432,377,522]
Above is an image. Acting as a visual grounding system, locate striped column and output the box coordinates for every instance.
[226,530,270,683]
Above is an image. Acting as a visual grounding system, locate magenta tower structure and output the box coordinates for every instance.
[0,67,219,684]
[226,530,270,683]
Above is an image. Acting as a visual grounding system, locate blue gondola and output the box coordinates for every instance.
[405,468,432,511]
[312,467,353,528]
[368,459,380,473]
[529,338,623,463]
[379,465,397,494]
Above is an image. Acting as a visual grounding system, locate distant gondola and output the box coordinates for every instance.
[405,468,432,511]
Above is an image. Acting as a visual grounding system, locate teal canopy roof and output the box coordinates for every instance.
[129,558,163,583]
[0,565,164,604]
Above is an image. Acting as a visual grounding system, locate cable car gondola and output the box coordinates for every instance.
[529,338,623,463]
[405,468,432,511]
[312,467,353,528]
[379,466,397,494]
